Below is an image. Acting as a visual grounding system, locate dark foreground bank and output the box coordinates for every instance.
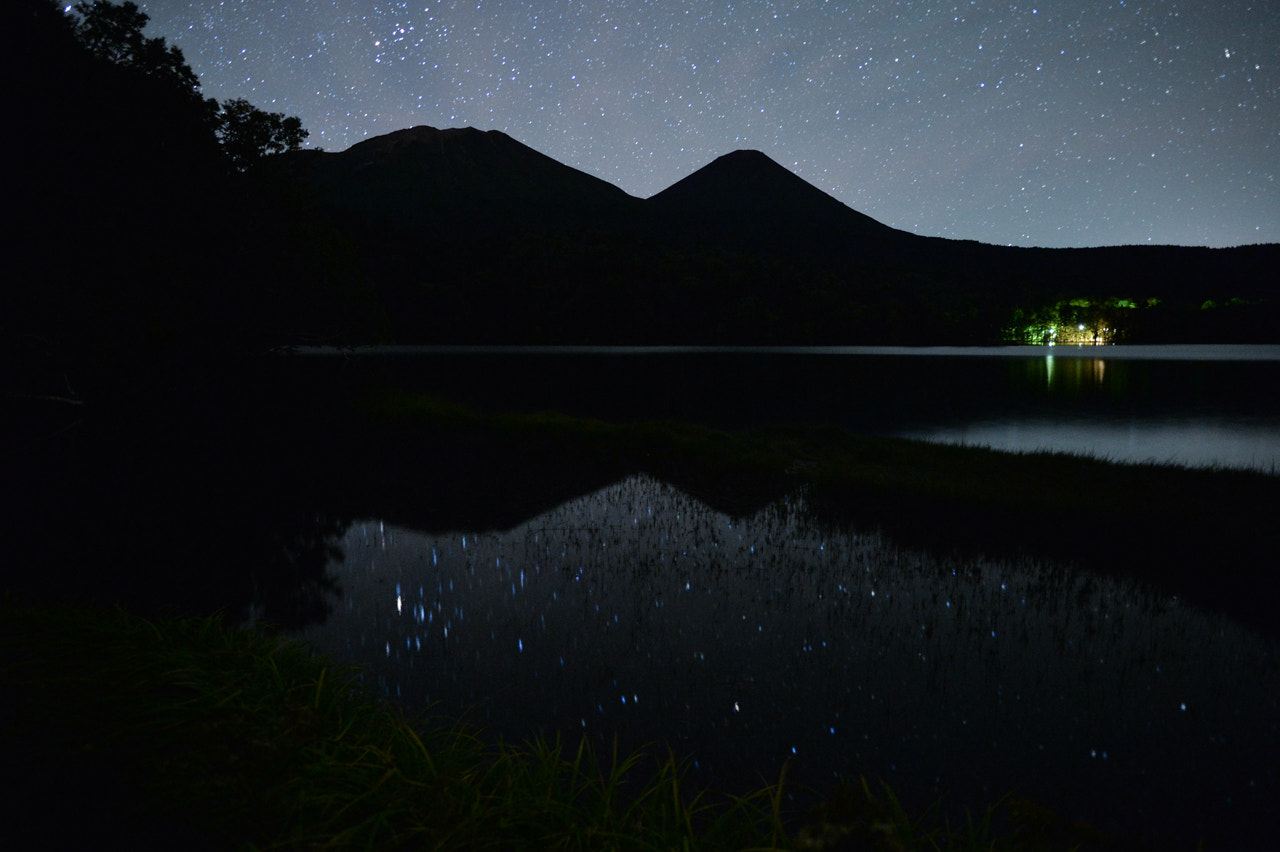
[4,372,1277,848]
[1,600,1168,850]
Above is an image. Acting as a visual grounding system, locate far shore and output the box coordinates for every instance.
[281,342,1280,360]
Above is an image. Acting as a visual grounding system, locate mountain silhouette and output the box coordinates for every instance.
[256,125,1279,345]
[647,148,901,252]
[265,125,641,224]
[268,127,906,251]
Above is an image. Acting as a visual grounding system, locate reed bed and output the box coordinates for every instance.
[357,389,1280,581]
[4,388,1249,848]
[2,599,1135,850]
[1,599,790,850]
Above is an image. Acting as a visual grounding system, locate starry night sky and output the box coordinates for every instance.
[134,1,1277,248]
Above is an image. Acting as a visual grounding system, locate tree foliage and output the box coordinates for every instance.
[4,0,376,387]
[70,1,201,95]
[216,98,309,171]
[66,0,307,169]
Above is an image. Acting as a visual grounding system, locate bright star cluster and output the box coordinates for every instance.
[137,1,1277,247]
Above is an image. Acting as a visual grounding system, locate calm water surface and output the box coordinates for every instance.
[310,344,1280,471]
[294,476,1279,848]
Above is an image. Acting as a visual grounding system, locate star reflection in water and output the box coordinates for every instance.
[294,475,1279,845]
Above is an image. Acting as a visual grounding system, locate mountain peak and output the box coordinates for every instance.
[649,149,804,204]
[647,149,892,243]
[344,125,517,163]
[279,125,637,220]
[715,148,775,164]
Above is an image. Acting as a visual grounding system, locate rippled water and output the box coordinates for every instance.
[294,475,1279,846]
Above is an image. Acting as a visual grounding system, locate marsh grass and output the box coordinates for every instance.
[356,388,1280,572]
[343,388,1280,636]
[2,599,1145,850]
[3,388,1254,848]
[358,387,1280,515]
[1,599,795,850]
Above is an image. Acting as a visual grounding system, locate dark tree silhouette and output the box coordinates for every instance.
[3,2,374,629]
[4,0,379,396]
[70,1,203,97]
[67,1,307,171]
[216,98,309,171]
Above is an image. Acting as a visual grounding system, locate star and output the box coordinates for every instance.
[137,0,1278,247]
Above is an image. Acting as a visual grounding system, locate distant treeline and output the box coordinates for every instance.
[258,127,1280,347]
[7,0,1277,407]
[274,204,1279,347]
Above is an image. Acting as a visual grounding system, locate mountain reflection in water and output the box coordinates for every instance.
[294,475,1278,847]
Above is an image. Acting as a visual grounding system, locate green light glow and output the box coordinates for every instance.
[1005,296,1139,345]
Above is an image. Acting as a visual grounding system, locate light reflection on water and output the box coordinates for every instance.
[898,354,1280,470]
[309,345,1280,472]
[295,476,1278,845]
[899,416,1280,471]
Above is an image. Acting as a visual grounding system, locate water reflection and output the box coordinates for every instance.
[1040,355,1108,393]
[295,476,1278,846]
[322,346,1280,471]
[901,416,1280,470]
[898,354,1280,469]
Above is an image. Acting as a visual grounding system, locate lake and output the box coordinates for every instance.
[306,344,1280,471]
[294,475,1279,848]
[281,344,1280,847]
[12,343,1274,846]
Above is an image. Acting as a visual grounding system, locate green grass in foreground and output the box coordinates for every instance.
[1,600,1135,851]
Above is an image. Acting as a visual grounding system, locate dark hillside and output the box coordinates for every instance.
[646,149,905,256]
[259,126,657,342]
[255,124,1279,345]
[214,109,1280,344]
[261,125,643,226]
[7,0,1275,352]
[4,0,377,405]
